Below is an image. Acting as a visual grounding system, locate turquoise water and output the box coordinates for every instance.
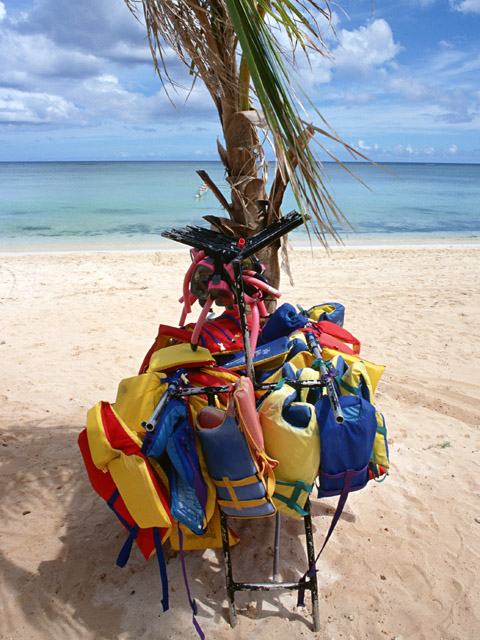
[1,161,479,252]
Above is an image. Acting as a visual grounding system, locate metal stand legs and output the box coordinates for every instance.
[219,503,320,631]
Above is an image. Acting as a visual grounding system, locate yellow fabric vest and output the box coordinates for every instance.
[258,379,320,519]
[113,371,170,435]
[322,347,385,392]
[147,343,215,373]
[168,504,240,551]
[86,401,172,531]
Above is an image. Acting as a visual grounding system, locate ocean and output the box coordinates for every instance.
[1,161,479,252]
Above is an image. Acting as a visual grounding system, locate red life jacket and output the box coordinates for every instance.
[139,312,250,374]
[297,320,361,356]
[78,400,173,556]
[78,428,170,562]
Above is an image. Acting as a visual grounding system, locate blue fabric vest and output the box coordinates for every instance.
[144,398,208,535]
[196,410,276,518]
[316,394,378,496]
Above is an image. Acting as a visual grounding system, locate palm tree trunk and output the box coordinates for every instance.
[219,100,281,296]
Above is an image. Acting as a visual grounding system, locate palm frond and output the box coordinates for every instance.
[223,0,359,243]
[125,0,371,245]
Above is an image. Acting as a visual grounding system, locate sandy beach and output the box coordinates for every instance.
[1,245,479,640]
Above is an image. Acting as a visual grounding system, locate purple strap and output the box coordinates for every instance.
[297,469,355,607]
[178,526,205,640]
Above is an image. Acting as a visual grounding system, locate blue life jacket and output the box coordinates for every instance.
[143,398,208,536]
[196,396,277,519]
[258,302,308,345]
[316,394,378,496]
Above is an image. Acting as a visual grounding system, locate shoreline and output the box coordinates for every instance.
[1,235,479,256]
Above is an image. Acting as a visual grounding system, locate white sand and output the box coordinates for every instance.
[1,246,479,640]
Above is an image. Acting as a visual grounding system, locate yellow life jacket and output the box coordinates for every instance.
[147,343,216,373]
[322,347,385,392]
[258,369,320,519]
[86,401,172,532]
[168,503,240,551]
[331,357,375,403]
[88,363,240,551]
[113,371,170,435]
[256,349,315,395]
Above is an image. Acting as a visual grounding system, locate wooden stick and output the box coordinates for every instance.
[197,169,232,214]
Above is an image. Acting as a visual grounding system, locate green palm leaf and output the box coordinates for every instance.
[224,0,364,242]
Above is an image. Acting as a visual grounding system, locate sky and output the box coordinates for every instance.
[0,0,479,163]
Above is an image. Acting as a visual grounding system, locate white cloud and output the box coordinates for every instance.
[0,0,479,163]
[15,0,148,62]
[342,90,373,105]
[450,0,480,13]
[332,19,401,74]
[0,30,101,91]
[388,76,432,102]
[357,139,371,150]
[0,88,81,124]
[0,0,217,130]
[385,43,480,125]
[293,18,401,93]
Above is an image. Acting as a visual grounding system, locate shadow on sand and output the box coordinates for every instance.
[1,420,349,638]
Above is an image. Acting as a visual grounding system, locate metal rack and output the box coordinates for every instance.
[159,212,323,630]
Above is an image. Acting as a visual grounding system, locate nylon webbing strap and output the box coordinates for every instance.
[178,526,205,640]
[153,527,169,613]
[214,474,260,512]
[273,479,313,516]
[297,469,355,607]
[107,489,139,568]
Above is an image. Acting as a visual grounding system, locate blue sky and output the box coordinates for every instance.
[0,0,479,163]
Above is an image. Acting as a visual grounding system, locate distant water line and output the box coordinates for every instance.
[1,161,479,252]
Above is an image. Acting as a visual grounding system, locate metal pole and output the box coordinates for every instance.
[304,501,320,631]
[273,511,281,582]
[219,509,237,627]
[305,330,344,424]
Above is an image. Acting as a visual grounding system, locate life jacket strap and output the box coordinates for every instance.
[177,526,205,640]
[297,468,355,607]
[107,491,170,613]
[115,524,139,569]
[107,489,139,568]
[213,474,267,512]
[153,527,169,613]
[273,479,314,517]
